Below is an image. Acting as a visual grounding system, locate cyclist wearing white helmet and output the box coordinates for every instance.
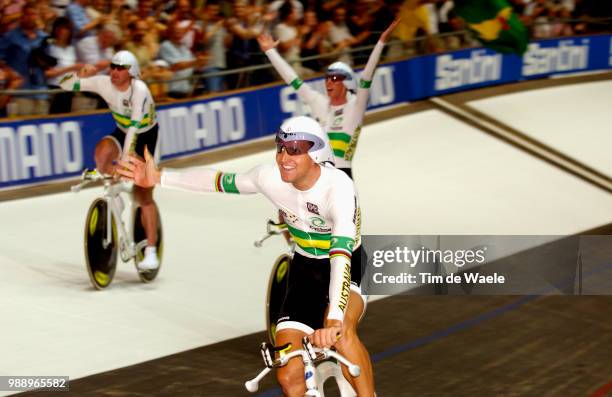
[59,50,161,271]
[117,115,375,397]
[258,18,399,179]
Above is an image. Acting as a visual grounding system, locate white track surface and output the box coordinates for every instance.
[468,81,612,178]
[1,81,611,392]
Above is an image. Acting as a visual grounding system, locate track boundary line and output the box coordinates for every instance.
[430,97,612,194]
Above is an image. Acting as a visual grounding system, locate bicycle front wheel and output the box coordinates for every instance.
[84,198,118,290]
[266,254,291,344]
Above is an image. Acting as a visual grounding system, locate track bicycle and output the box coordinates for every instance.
[71,169,163,289]
[251,220,358,396]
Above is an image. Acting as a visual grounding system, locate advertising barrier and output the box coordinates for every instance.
[1,34,610,190]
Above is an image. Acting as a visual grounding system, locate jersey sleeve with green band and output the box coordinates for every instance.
[329,236,355,260]
[291,78,303,90]
[359,79,372,89]
[214,172,240,194]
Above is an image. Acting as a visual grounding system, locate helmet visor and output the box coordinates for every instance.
[275,139,314,156]
[275,129,325,153]
[110,63,130,71]
[325,74,346,82]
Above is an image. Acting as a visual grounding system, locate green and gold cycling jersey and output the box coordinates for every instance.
[265,41,385,169]
[60,74,156,155]
[160,163,361,322]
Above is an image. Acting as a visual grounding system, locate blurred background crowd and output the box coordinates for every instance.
[0,0,611,117]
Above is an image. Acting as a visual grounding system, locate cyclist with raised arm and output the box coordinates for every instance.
[257,19,399,179]
[59,50,160,271]
[118,116,376,396]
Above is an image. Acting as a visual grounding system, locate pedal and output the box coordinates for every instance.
[83,169,100,180]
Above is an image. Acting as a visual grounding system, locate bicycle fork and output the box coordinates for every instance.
[303,357,320,397]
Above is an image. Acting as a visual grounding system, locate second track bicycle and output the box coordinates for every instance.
[71,169,163,289]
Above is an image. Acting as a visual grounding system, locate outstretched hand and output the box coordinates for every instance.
[116,147,160,188]
[257,33,279,52]
[379,18,401,43]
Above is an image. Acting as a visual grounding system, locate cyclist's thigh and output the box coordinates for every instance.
[95,134,121,172]
[134,125,159,161]
[99,128,123,155]
[277,253,329,334]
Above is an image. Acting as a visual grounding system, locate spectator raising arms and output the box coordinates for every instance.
[226,0,265,88]
[159,20,208,99]
[125,19,159,69]
[66,0,109,64]
[45,17,84,114]
[300,10,331,73]
[274,1,313,76]
[201,0,231,93]
[328,6,355,65]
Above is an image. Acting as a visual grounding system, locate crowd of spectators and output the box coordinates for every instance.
[0,0,610,117]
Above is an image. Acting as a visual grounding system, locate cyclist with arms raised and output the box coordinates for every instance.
[60,50,160,271]
[258,19,399,179]
[118,116,376,396]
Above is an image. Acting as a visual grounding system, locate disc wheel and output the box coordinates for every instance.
[132,203,163,283]
[84,198,118,290]
[266,254,291,344]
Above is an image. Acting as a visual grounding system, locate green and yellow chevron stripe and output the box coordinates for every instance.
[287,224,331,256]
[112,112,153,129]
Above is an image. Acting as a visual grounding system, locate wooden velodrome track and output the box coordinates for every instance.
[11,73,612,397]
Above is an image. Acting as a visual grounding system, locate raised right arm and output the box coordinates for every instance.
[258,34,326,107]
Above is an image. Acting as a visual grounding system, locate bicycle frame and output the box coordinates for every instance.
[72,169,147,262]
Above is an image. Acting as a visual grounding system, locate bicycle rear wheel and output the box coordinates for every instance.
[266,254,291,344]
[132,203,163,283]
[84,198,118,290]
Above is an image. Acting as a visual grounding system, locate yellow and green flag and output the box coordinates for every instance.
[454,0,528,55]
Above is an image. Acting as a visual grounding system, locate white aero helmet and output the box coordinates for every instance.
[111,50,140,78]
[326,61,357,92]
[276,116,335,166]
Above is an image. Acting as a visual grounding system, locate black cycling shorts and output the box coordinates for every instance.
[276,245,366,334]
[106,125,158,159]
